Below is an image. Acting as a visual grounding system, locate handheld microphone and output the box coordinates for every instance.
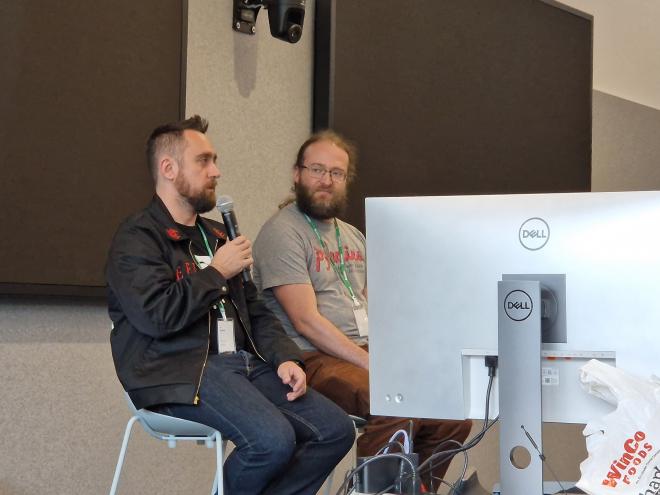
[216,195,251,283]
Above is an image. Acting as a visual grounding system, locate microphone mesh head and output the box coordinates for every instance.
[216,195,234,213]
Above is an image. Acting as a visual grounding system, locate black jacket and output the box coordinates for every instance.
[106,196,303,409]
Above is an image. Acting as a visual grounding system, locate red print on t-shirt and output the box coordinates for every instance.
[314,248,364,272]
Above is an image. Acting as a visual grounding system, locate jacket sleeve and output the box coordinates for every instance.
[242,280,304,368]
[106,222,228,338]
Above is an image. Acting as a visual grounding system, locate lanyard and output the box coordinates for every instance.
[195,223,227,319]
[303,213,359,304]
[197,223,214,258]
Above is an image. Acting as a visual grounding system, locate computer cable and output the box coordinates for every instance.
[375,441,407,455]
[520,424,569,495]
[427,439,467,493]
[424,365,498,467]
[333,451,419,495]
[336,357,500,495]
[398,359,500,493]
[363,418,498,494]
[414,413,498,493]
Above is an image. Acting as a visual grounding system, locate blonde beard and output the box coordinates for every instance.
[294,183,347,220]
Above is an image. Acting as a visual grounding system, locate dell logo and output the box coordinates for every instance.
[507,301,531,310]
[519,217,550,251]
[521,230,546,239]
[504,290,533,321]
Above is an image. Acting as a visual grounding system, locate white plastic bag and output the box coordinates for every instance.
[577,359,660,495]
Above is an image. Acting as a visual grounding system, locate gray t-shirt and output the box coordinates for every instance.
[253,203,368,351]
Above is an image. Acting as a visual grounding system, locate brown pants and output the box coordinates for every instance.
[303,347,472,486]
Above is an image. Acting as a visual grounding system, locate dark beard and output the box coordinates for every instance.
[174,174,215,213]
[295,182,348,220]
[187,193,215,214]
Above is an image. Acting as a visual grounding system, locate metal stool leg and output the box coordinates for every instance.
[112,391,226,494]
[211,431,225,495]
[109,415,139,495]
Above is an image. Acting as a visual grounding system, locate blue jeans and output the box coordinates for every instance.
[152,351,355,495]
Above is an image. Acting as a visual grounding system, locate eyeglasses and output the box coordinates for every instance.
[299,164,348,183]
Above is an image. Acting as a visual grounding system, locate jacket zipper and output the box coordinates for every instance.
[188,241,196,265]
[196,236,265,371]
[209,237,263,362]
[210,236,266,363]
[194,311,211,404]
[191,239,210,405]
[229,297,266,363]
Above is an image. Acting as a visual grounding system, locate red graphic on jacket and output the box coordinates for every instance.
[175,261,199,281]
[315,248,364,272]
[212,227,227,240]
[166,228,182,240]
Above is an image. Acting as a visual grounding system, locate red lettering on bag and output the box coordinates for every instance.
[607,464,622,481]
[601,431,651,488]
[624,438,638,454]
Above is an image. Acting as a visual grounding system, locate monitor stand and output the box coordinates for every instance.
[497,279,545,495]
[491,481,585,494]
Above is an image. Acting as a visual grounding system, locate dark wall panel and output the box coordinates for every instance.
[315,0,592,233]
[0,1,186,294]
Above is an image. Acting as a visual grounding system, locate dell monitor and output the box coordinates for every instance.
[365,191,660,422]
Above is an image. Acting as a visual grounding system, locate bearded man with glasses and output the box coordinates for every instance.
[253,130,473,491]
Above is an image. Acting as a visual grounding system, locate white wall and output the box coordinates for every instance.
[560,0,660,110]
[558,0,660,192]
